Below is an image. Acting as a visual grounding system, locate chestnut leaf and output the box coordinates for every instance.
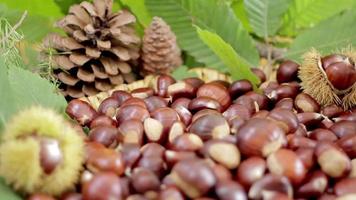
[0,177,22,200]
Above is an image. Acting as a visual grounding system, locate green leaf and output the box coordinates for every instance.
[171,66,198,80]
[0,177,22,200]
[54,0,83,14]
[280,0,353,36]
[120,0,152,27]
[245,0,292,38]
[196,27,260,86]
[0,59,16,131]
[285,10,356,61]
[231,0,252,32]
[146,0,259,72]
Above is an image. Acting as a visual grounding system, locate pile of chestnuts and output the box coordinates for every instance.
[29,57,356,200]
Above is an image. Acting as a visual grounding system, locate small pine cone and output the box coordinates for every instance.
[142,17,182,75]
[43,0,141,99]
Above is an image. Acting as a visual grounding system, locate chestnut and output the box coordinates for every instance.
[266,84,299,102]
[188,96,222,112]
[296,112,323,128]
[275,98,295,110]
[115,105,149,125]
[325,61,356,90]
[296,170,328,198]
[143,118,164,143]
[183,77,204,91]
[244,91,270,110]
[236,156,267,188]
[228,79,253,99]
[209,80,231,89]
[211,163,233,183]
[170,133,203,152]
[189,113,230,140]
[309,128,338,142]
[120,97,147,109]
[120,143,141,168]
[191,109,221,122]
[334,110,356,122]
[28,194,56,200]
[248,174,293,199]
[321,104,344,118]
[158,186,185,200]
[277,60,300,84]
[267,108,299,133]
[66,99,98,126]
[234,95,257,114]
[90,115,117,128]
[171,159,216,198]
[111,90,132,105]
[131,87,154,99]
[171,97,191,109]
[156,74,176,97]
[130,168,160,193]
[143,96,168,112]
[336,134,356,158]
[215,180,247,200]
[330,121,356,138]
[88,126,118,148]
[168,121,185,144]
[151,107,180,134]
[61,192,82,200]
[202,140,241,169]
[295,147,315,170]
[140,143,165,158]
[137,156,165,177]
[97,97,119,117]
[117,119,144,145]
[167,81,196,99]
[197,82,231,111]
[334,178,356,196]
[251,68,266,83]
[321,54,347,69]
[287,135,317,150]
[223,104,252,122]
[164,150,197,168]
[266,148,307,185]
[236,118,287,157]
[82,172,122,200]
[294,93,320,113]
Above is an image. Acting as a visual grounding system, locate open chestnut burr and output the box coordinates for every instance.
[62,62,356,200]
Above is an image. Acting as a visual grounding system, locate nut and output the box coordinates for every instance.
[277,60,300,84]
[209,80,231,89]
[88,126,118,148]
[262,191,292,200]
[90,115,117,129]
[143,96,168,113]
[202,140,240,169]
[116,105,149,125]
[315,141,351,178]
[334,110,356,122]
[294,93,320,113]
[156,74,176,97]
[189,113,230,141]
[85,142,125,175]
[143,118,164,143]
[295,148,315,170]
[111,90,132,105]
[251,68,266,83]
[137,156,165,177]
[151,107,180,134]
[131,87,154,99]
[167,81,196,99]
[296,170,328,198]
[171,159,216,198]
[336,134,356,158]
[350,159,356,177]
[171,97,191,109]
[266,84,299,102]
[191,109,221,122]
[130,168,160,193]
[321,54,347,69]
[321,104,344,118]
[215,180,247,200]
[334,178,356,196]
[309,128,338,142]
[188,96,222,112]
[228,79,253,99]
[234,95,257,114]
[296,112,323,128]
[236,118,287,157]
[168,121,185,144]
[325,61,356,90]
[120,97,147,109]
[98,97,119,117]
[183,77,204,92]
[164,150,197,168]
[140,143,165,158]
[197,82,231,111]
[266,148,307,185]
[244,91,270,110]
[229,117,246,135]
[223,104,252,122]
[267,108,299,133]
[211,163,232,183]
[66,99,98,125]
[61,192,82,200]
[251,110,270,119]
[82,172,122,200]
[118,177,130,199]
[39,138,63,174]
[158,186,185,200]
[275,98,295,110]
[287,135,317,150]
[236,156,266,188]
[330,121,356,138]
[293,124,308,137]
[173,105,192,126]
[117,119,144,145]
[171,133,203,152]
[120,144,141,168]
[248,174,293,199]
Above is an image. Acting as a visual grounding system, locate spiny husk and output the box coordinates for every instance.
[0,107,84,196]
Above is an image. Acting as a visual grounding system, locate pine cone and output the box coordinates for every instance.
[142,17,182,75]
[43,0,141,98]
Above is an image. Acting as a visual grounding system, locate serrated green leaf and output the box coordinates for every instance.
[196,27,260,87]
[146,0,259,72]
[285,10,356,61]
[171,66,198,80]
[245,0,292,38]
[8,67,67,113]
[120,0,152,27]
[280,0,353,36]
[231,0,252,32]
[0,177,22,200]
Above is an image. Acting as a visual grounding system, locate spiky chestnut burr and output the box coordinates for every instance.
[298,48,356,109]
[0,107,85,196]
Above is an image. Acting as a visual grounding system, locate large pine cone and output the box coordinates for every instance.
[142,17,182,75]
[44,0,141,98]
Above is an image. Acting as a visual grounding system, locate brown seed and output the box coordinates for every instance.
[234,95,257,114]
[116,105,149,125]
[266,84,299,102]
[267,108,299,133]
[98,97,120,117]
[171,97,191,109]
[236,156,267,188]
[61,192,82,200]
[228,79,253,99]
[267,149,307,185]
[183,77,204,92]
[191,109,221,122]
[188,96,223,112]
[293,124,308,137]
[321,104,344,118]
[131,87,154,99]
[118,177,130,199]
[90,115,117,129]
[131,168,160,193]
[287,135,317,150]
[336,134,356,160]
[203,140,240,169]
[88,126,118,148]
[334,178,356,196]
[215,180,247,200]
[117,119,144,145]
[167,81,196,99]
[211,163,233,183]
[66,99,97,126]
[248,174,293,199]
[251,68,266,83]
[143,118,164,143]
[143,96,168,113]
[137,156,165,177]
[85,142,125,175]
[321,54,347,69]
[120,143,141,169]
[330,121,356,138]
[223,104,252,121]
[39,138,62,175]
[275,98,295,110]
[158,186,185,200]
[156,74,176,97]
[173,105,192,126]
[294,93,320,113]
[296,112,324,128]
[349,159,356,178]
[151,107,180,135]
[189,113,230,141]
[28,194,56,200]
[126,194,148,200]
[262,191,292,200]
[295,148,315,170]
[111,90,132,105]
[309,128,338,142]
[277,60,299,84]
[244,91,270,110]
[334,110,356,122]
[197,82,231,111]
[82,172,122,200]
[140,143,165,158]
[237,118,287,157]
[170,133,203,152]
[296,170,328,198]
[171,159,216,198]
[168,121,185,144]
[120,97,147,109]
[229,116,246,135]
[315,141,351,178]
[164,150,197,168]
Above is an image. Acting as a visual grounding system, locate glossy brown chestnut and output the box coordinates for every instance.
[137,156,165,177]
[170,159,216,198]
[197,82,231,111]
[90,115,117,129]
[140,143,166,158]
[287,135,317,150]
[168,121,185,144]
[296,170,328,198]
[277,60,300,84]
[202,140,241,169]
[156,74,176,97]
[321,54,347,69]
[111,90,132,105]
[151,107,180,134]
[88,126,118,148]
[325,61,356,90]
[143,118,164,143]
[334,178,356,196]
[188,96,222,112]
[223,104,252,122]
[244,91,270,110]
[267,108,299,133]
[170,133,203,152]
[120,97,147,109]
[211,163,233,183]
[248,174,293,199]
[296,112,323,128]
[60,192,82,200]
[275,98,295,110]
[321,104,344,118]
[183,77,204,92]
[309,128,338,142]
[236,156,267,188]
[130,168,160,193]
[228,79,253,99]
[163,150,197,168]
[191,109,221,122]
[158,186,185,200]
[189,113,230,141]
[215,180,247,200]
[131,87,154,99]
[295,148,315,170]
[117,119,144,145]
[39,138,63,175]
[229,116,246,135]
[167,81,196,99]
[120,143,141,168]
[97,97,119,117]
[267,148,307,185]
[143,96,168,112]
[236,118,287,157]
[234,95,257,114]
[28,194,56,200]
[330,121,356,138]
[336,134,356,158]
[115,105,149,125]
[251,68,266,83]
[315,141,351,178]
[66,99,98,126]
[82,172,122,200]
[294,93,320,113]
[266,84,299,102]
